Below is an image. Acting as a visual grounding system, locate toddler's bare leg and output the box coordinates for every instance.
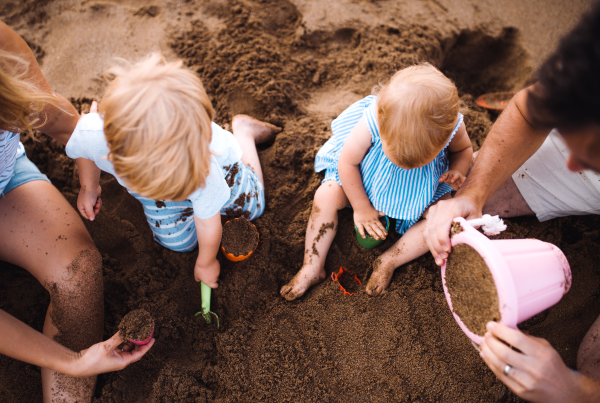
[231,114,282,185]
[280,181,348,301]
[366,219,430,296]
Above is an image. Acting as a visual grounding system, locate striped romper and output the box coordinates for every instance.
[66,113,264,252]
[314,95,463,234]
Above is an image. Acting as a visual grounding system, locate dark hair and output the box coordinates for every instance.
[526,2,600,129]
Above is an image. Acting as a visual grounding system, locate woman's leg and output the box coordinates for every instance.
[231,114,281,186]
[0,181,103,403]
[280,181,349,301]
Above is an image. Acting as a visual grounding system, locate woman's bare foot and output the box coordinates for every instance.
[232,114,282,144]
[365,258,396,296]
[280,265,326,301]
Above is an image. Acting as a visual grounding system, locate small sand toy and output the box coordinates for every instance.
[442,217,571,344]
[331,266,362,295]
[475,91,517,111]
[118,310,155,346]
[354,216,390,249]
[195,282,220,329]
[221,217,259,261]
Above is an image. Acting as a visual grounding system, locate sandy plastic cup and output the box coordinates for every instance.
[441,217,571,344]
[221,217,259,262]
[354,216,390,249]
[129,321,155,346]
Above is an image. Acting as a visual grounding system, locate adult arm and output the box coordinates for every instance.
[0,21,79,144]
[338,115,387,240]
[424,88,551,264]
[0,309,153,378]
[480,322,600,403]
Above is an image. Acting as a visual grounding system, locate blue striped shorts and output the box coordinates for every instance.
[131,162,265,252]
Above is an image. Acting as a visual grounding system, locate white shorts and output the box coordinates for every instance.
[512,129,600,222]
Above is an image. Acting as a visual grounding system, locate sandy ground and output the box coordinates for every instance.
[1,0,599,402]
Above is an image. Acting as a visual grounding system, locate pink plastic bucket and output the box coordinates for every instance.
[129,321,155,346]
[441,217,571,344]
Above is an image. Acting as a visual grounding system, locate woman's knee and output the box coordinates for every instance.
[46,247,104,349]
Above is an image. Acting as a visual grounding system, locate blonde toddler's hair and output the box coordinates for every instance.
[376,64,460,169]
[100,53,214,201]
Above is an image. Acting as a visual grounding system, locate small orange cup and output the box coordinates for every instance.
[220,218,259,262]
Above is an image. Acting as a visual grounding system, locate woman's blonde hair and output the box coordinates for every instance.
[376,64,459,169]
[0,49,61,136]
[100,53,214,201]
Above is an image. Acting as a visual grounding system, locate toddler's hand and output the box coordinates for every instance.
[77,185,102,221]
[194,258,220,288]
[354,207,387,240]
[439,170,466,190]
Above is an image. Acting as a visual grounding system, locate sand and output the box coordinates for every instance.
[1,0,599,402]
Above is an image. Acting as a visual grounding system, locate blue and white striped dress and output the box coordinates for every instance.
[314,95,463,234]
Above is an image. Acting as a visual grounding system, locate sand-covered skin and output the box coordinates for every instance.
[1,0,599,402]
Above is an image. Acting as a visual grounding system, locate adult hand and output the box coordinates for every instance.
[68,331,154,378]
[423,195,481,265]
[480,322,585,403]
[354,207,387,240]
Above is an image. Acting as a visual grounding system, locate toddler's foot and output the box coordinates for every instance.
[232,114,282,144]
[280,265,326,301]
[365,258,395,296]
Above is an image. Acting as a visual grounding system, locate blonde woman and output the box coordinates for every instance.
[0,21,153,402]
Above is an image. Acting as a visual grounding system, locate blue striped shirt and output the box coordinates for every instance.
[0,130,22,195]
[314,95,463,234]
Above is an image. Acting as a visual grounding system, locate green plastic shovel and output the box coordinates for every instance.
[194,282,220,329]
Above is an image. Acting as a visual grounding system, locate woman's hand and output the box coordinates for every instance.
[194,258,220,288]
[68,331,154,378]
[439,169,466,190]
[354,206,387,240]
[479,322,591,403]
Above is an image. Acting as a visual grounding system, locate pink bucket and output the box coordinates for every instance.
[441,217,571,344]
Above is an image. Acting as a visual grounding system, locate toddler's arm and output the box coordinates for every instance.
[193,212,222,288]
[74,101,102,221]
[338,116,387,240]
[439,122,473,190]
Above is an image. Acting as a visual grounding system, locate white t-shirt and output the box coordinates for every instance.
[66,113,243,219]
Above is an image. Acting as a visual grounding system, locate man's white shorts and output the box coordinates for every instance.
[512,129,600,222]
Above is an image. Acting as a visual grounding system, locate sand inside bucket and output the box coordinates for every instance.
[445,244,501,336]
[221,218,259,257]
[118,310,154,341]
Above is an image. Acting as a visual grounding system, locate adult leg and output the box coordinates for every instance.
[231,114,281,185]
[0,181,103,402]
[577,315,600,382]
[468,151,535,218]
[280,181,349,301]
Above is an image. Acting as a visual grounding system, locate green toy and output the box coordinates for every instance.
[194,282,220,329]
[354,216,390,249]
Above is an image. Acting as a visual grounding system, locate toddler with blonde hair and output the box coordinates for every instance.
[281,64,473,300]
[67,53,280,287]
